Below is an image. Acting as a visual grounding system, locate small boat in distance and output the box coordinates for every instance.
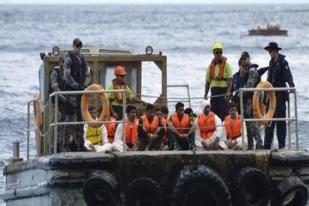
[249,24,288,36]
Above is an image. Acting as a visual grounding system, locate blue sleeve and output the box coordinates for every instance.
[282,61,295,87]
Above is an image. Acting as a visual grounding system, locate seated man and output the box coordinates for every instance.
[112,105,138,152]
[137,104,162,151]
[222,103,246,150]
[105,115,117,143]
[184,107,197,124]
[83,107,112,152]
[156,107,168,150]
[168,102,195,150]
[195,100,222,150]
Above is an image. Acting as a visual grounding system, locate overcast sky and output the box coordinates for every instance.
[0,0,308,4]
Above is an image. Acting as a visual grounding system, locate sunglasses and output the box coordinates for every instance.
[75,43,82,48]
[215,51,222,55]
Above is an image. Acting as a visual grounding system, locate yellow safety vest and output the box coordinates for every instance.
[86,126,103,145]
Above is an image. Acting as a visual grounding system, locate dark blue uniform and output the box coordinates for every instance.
[264,54,295,149]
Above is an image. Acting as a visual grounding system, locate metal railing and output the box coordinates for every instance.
[26,98,37,160]
[239,87,297,150]
[49,89,127,155]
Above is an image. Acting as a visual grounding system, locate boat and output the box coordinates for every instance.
[0,46,308,206]
[249,24,288,36]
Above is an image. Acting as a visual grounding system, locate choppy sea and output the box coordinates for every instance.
[1,3,309,205]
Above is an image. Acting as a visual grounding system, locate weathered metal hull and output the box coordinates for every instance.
[1,150,309,205]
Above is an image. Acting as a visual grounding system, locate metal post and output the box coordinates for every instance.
[13,141,20,159]
[27,101,30,160]
[47,97,52,155]
[240,90,245,151]
[53,94,58,154]
[287,95,291,149]
[294,90,299,149]
[122,90,126,153]
[186,85,192,108]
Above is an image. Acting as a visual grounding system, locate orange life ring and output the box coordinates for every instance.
[33,93,43,128]
[252,81,276,125]
[81,84,110,128]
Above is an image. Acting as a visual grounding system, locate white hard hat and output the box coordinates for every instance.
[201,100,210,110]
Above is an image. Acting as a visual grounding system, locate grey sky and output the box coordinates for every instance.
[0,0,308,4]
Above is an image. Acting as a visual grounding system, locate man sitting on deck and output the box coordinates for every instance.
[222,103,246,150]
[83,106,112,152]
[168,102,195,150]
[112,105,139,152]
[194,100,222,150]
[137,104,162,151]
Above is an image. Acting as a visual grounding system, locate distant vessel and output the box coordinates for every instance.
[249,24,288,36]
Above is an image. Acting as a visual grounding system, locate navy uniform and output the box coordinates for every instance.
[263,42,295,149]
[49,57,66,152]
[63,38,91,151]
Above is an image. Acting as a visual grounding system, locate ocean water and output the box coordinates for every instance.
[1,3,309,204]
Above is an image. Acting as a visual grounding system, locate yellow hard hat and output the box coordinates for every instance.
[212,42,223,51]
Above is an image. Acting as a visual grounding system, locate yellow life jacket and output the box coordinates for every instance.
[86,126,103,145]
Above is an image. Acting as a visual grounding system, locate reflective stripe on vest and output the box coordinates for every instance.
[210,56,227,80]
[106,117,116,143]
[171,113,190,134]
[86,126,103,145]
[198,112,216,140]
[112,78,127,103]
[141,115,159,134]
[224,114,242,140]
[125,120,138,145]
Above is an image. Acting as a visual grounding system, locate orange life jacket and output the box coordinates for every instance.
[106,117,116,143]
[125,119,138,145]
[141,115,159,134]
[160,116,168,144]
[112,78,127,103]
[224,114,242,140]
[171,113,190,134]
[210,56,227,80]
[198,112,216,140]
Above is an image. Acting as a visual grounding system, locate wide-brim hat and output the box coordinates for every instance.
[264,42,282,51]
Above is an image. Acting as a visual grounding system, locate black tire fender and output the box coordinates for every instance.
[83,171,118,206]
[173,165,232,206]
[271,176,308,206]
[234,167,269,206]
[125,177,161,206]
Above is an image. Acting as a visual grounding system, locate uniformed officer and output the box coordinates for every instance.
[263,42,295,149]
[63,38,91,151]
[49,56,66,152]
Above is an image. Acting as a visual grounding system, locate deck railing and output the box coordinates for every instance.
[239,87,297,150]
[48,89,127,155]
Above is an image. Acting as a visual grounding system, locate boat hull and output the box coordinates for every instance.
[1,150,309,205]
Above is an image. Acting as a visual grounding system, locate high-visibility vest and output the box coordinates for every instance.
[112,78,128,103]
[171,113,190,134]
[210,56,227,80]
[86,126,103,145]
[224,114,242,140]
[141,115,159,134]
[106,117,116,143]
[198,112,216,140]
[125,119,138,145]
